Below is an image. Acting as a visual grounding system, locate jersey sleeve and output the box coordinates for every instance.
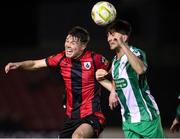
[93,53,110,70]
[132,49,148,66]
[45,52,65,67]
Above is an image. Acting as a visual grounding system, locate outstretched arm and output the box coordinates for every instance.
[96,69,111,91]
[5,59,47,74]
[96,69,119,110]
[108,80,119,110]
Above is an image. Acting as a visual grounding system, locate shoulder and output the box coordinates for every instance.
[90,50,106,58]
[55,51,65,57]
[130,46,146,56]
[49,51,65,59]
[83,50,105,59]
[46,51,65,62]
[112,56,117,62]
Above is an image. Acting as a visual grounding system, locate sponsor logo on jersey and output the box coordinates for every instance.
[115,78,128,89]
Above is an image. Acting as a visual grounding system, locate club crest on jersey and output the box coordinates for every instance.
[84,62,91,70]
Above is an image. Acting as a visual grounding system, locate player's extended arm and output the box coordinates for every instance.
[109,80,119,110]
[96,69,119,110]
[96,69,112,91]
[5,59,47,74]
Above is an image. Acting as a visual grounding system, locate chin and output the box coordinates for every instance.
[110,46,116,50]
[65,54,73,58]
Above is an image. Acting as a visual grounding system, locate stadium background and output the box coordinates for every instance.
[0,0,179,137]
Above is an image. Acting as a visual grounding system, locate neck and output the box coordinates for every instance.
[116,47,124,59]
[73,50,85,59]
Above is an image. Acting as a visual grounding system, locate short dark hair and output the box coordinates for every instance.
[106,19,132,37]
[68,26,90,44]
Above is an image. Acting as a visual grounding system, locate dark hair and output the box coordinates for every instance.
[68,26,90,44]
[106,19,132,37]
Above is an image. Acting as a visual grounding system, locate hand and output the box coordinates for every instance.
[118,36,126,47]
[5,62,20,74]
[170,118,180,132]
[109,91,119,110]
[113,33,127,48]
[96,69,108,81]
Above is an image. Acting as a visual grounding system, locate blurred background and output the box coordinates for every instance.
[0,0,180,138]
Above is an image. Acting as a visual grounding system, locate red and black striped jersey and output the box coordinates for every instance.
[46,50,109,121]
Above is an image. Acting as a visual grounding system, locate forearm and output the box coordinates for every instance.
[122,44,147,74]
[110,80,116,92]
[98,79,113,92]
[5,59,47,73]
[17,60,37,70]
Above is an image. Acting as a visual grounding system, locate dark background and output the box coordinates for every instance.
[0,0,180,137]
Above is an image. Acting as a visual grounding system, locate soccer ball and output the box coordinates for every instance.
[91,1,117,26]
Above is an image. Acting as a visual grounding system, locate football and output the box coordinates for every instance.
[91,1,117,26]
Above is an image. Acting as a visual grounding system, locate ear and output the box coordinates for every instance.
[80,43,87,51]
[122,35,128,42]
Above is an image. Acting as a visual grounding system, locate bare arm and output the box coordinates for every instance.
[96,69,119,110]
[117,36,147,75]
[98,79,113,91]
[108,80,119,110]
[121,43,147,74]
[96,69,112,91]
[5,59,47,74]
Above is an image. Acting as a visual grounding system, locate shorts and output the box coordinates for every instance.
[58,114,105,138]
[123,115,165,138]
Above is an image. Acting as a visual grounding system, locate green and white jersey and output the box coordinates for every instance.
[112,46,160,123]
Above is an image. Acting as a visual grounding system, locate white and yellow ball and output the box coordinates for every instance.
[91,1,117,26]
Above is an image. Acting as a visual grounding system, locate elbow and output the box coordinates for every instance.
[137,70,144,75]
[136,66,147,75]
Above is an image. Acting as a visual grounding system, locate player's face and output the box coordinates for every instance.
[65,35,86,59]
[107,31,123,50]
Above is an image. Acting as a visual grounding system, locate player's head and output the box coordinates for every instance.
[107,19,131,37]
[65,26,90,59]
[106,19,132,50]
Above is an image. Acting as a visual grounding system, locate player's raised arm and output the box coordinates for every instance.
[5,59,47,74]
[118,37,147,75]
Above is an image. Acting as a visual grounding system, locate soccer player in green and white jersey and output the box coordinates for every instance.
[170,93,180,132]
[96,19,164,138]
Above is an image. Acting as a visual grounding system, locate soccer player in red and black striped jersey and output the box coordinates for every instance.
[5,26,110,138]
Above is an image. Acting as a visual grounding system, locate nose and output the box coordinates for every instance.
[107,35,113,43]
[65,42,71,48]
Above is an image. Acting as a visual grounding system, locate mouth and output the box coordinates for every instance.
[65,49,73,55]
[109,42,117,49]
[109,42,116,46]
